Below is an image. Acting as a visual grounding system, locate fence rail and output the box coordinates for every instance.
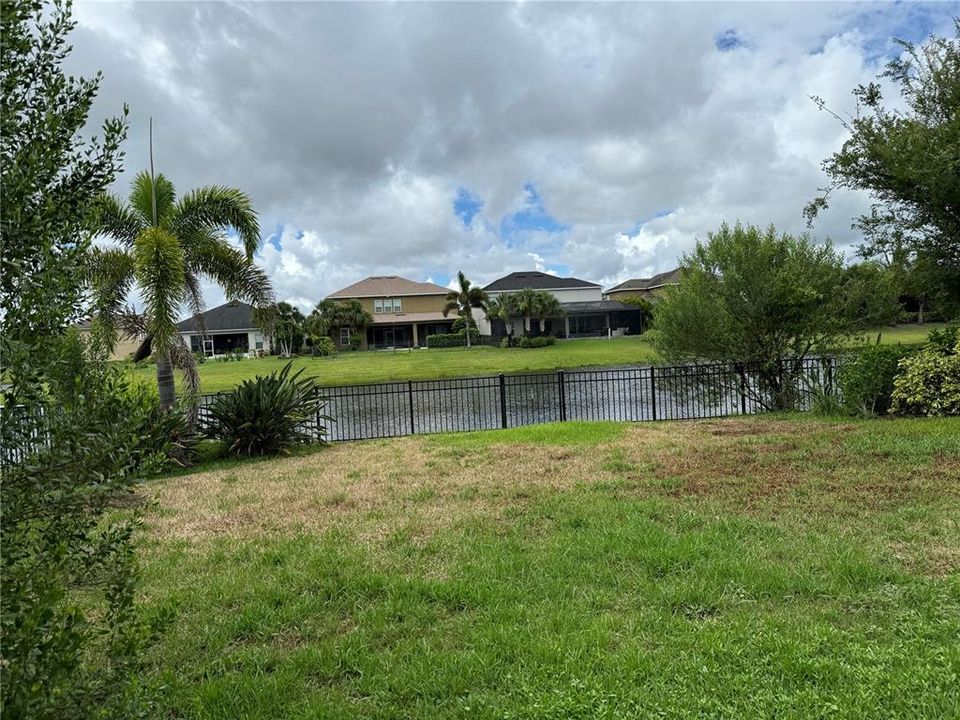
[195,357,834,443]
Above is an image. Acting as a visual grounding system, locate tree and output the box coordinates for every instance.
[442,270,488,348]
[89,170,273,408]
[839,261,902,328]
[511,288,563,337]
[1,1,159,716]
[306,299,372,345]
[255,301,304,357]
[654,223,884,409]
[486,294,519,340]
[617,295,655,333]
[806,22,960,295]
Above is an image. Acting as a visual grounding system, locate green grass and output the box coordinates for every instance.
[126,323,951,395]
[129,336,660,392]
[139,415,960,718]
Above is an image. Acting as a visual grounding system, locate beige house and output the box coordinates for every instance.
[76,320,143,361]
[603,268,681,301]
[327,276,454,349]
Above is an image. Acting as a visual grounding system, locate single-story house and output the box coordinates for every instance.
[75,320,143,361]
[177,301,270,356]
[326,276,455,350]
[603,268,681,301]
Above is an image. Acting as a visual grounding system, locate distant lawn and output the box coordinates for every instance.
[129,336,660,393]
[124,323,951,394]
[140,416,960,718]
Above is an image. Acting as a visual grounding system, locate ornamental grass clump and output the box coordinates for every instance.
[205,362,330,456]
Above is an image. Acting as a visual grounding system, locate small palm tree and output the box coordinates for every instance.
[511,288,539,337]
[89,171,273,409]
[486,295,518,341]
[533,292,565,336]
[443,271,488,348]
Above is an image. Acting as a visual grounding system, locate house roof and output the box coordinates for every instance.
[177,301,257,333]
[328,276,449,299]
[369,311,455,325]
[605,268,681,294]
[484,271,601,292]
[560,300,635,315]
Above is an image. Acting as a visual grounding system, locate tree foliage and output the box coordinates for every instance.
[306,299,372,342]
[806,22,960,285]
[653,223,887,409]
[255,301,304,357]
[89,171,273,407]
[443,271,488,347]
[1,2,162,716]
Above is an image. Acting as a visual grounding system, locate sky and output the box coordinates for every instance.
[69,1,959,314]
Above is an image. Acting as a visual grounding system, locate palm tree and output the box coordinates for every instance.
[532,292,565,336]
[307,299,373,348]
[511,288,539,337]
[486,295,518,342]
[443,271,488,348]
[88,171,273,409]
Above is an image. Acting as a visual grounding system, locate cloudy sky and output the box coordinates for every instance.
[70,1,958,313]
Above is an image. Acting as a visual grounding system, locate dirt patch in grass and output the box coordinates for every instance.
[146,417,960,574]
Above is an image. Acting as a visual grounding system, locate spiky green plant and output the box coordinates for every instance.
[203,362,329,456]
[442,271,488,347]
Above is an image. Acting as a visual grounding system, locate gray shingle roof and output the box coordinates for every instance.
[605,268,681,294]
[176,301,257,332]
[484,271,600,292]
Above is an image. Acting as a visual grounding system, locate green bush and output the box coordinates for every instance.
[427,333,467,348]
[313,336,336,356]
[516,335,556,349]
[891,333,960,416]
[2,334,174,719]
[837,345,912,416]
[204,362,330,456]
[500,337,512,349]
[349,332,364,351]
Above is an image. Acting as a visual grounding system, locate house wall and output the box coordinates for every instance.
[347,294,448,316]
[477,286,602,335]
[604,287,674,302]
[181,329,269,356]
[77,328,142,361]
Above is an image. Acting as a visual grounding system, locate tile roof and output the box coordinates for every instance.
[605,268,681,294]
[328,276,449,298]
[560,300,636,314]
[176,301,257,332]
[483,271,601,292]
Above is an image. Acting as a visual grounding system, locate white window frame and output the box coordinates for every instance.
[392,298,402,312]
[374,299,384,313]
[339,327,351,346]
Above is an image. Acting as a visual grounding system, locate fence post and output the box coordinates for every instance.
[407,379,416,435]
[738,365,747,415]
[826,356,835,396]
[649,366,657,421]
[499,374,508,429]
[557,370,566,422]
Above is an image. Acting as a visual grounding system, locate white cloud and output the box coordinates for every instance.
[67,2,957,311]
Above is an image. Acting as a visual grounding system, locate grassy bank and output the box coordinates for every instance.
[126,323,948,395]
[139,415,960,718]
[130,335,660,392]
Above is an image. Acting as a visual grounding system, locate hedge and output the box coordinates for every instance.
[426,332,478,349]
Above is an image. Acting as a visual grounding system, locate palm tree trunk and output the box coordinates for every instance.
[156,352,176,409]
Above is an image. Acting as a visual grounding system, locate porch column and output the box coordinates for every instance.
[565,316,570,338]
[606,313,611,337]
[412,323,419,348]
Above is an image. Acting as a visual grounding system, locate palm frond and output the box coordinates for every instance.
[87,246,136,353]
[442,299,459,317]
[183,270,207,336]
[185,233,274,307]
[94,194,146,246]
[134,227,185,355]
[130,170,176,227]
[169,337,200,424]
[173,185,261,259]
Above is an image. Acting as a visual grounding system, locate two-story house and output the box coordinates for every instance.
[326,276,454,349]
[478,271,643,338]
[603,268,681,301]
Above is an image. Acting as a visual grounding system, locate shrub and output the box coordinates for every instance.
[837,345,912,416]
[519,336,531,348]
[349,332,364,351]
[427,333,466,348]
[891,332,960,416]
[515,335,556,349]
[204,362,330,456]
[313,336,336,356]
[500,337,511,349]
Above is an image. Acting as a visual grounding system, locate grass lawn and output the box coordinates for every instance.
[127,323,950,395]
[129,336,660,392]
[139,415,960,718]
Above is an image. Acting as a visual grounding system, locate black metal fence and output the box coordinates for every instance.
[197,357,834,443]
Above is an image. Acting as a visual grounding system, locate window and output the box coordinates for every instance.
[392,298,402,312]
[255,341,263,350]
[339,327,351,346]
[374,298,402,313]
[374,299,384,313]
